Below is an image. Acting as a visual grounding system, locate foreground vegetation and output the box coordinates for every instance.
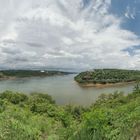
[0,85,140,140]
[75,69,140,85]
[0,70,70,79]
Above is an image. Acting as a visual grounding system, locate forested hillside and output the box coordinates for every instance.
[0,85,140,140]
[0,70,70,79]
[75,69,140,84]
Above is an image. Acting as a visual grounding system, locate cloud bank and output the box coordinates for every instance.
[0,0,140,70]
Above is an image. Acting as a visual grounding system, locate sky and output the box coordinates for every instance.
[0,0,140,71]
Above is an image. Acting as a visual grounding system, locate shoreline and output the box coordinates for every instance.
[76,81,137,88]
[0,77,17,81]
[0,74,69,81]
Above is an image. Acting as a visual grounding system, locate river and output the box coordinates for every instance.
[0,74,136,106]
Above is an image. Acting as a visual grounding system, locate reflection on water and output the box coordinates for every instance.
[0,74,136,106]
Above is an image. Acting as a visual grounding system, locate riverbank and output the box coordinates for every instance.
[0,76,17,81]
[0,70,72,80]
[0,88,140,140]
[76,81,137,88]
[74,69,140,88]
[0,74,134,106]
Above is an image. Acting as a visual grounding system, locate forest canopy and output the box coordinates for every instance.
[0,70,70,79]
[75,69,140,84]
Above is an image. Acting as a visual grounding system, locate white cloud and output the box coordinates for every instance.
[124,6,136,19]
[0,0,140,70]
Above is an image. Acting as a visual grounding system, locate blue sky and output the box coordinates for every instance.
[111,0,140,36]
[110,0,140,56]
[0,0,140,70]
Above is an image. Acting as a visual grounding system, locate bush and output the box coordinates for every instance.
[0,90,139,140]
[0,91,28,104]
[30,92,55,104]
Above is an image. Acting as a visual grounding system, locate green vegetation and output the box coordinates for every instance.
[0,70,70,79]
[0,85,140,140]
[75,69,140,84]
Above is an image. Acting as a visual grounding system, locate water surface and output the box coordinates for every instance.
[0,74,135,106]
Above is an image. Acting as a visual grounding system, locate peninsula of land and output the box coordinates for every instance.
[75,69,140,87]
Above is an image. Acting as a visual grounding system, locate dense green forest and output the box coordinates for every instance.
[0,85,140,140]
[0,70,70,79]
[75,69,140,84]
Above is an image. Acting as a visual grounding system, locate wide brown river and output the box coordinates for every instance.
[0,74,136,106]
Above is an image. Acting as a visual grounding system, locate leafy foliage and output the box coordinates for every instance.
[0,90,28,104]
[0,86,140,140]
[75,69,140,84]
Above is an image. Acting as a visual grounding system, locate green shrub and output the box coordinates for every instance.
[0,89,139,140]
[30,92,55,104]
[0,91,28,104]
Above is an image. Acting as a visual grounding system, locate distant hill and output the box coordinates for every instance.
[0,70,71,79]
[75,69,140,85]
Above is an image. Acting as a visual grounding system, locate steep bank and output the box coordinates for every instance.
[0,86,140,139]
